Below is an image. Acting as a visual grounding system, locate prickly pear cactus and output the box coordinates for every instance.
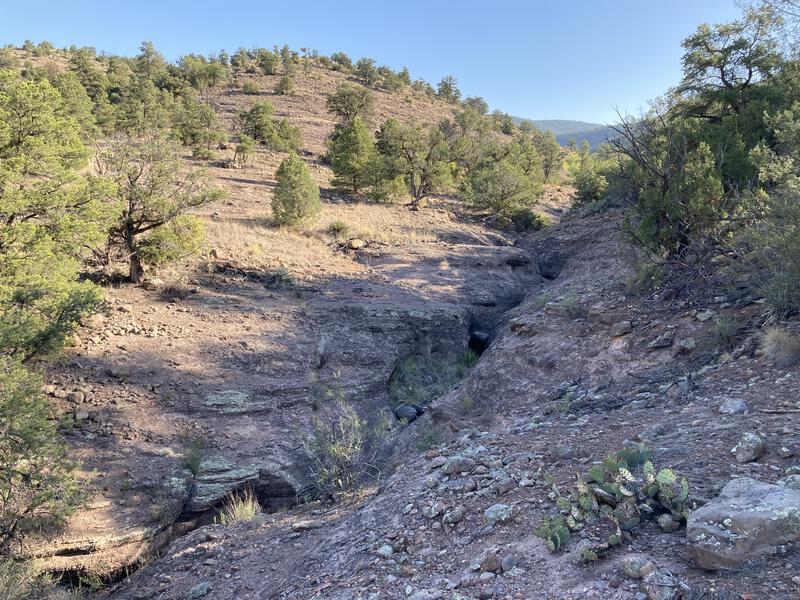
[535,444,692,557]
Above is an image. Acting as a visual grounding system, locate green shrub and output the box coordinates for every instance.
[512,207,547,232]
[272,153,321,227]
[709,316,738,350]
[238,101,303,151]
[388,350,478,408]
[328,117,377,196]
[625,259,663,296]
[0,557,40,600]
[273,118,302,152]
[264,267,294,289]
[464,159,539,220]
[233,134,255,167]
[0,359,81,549]
[326,220,350,238]
[241,81,259,95]
[181,433,204,475]
[138,215,205,268]
[301,396,381,495]
[275,74,295,96]
[369,175,407,203]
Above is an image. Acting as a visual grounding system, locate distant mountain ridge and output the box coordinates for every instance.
[513,117,616,149]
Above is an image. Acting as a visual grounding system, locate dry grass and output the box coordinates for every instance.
[216,488,264,526]
[761,327,800,366]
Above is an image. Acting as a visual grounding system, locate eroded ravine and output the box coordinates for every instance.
[30,231,545,585]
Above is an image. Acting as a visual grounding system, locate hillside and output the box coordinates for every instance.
[4,15,800,600]
[525,119,616,149]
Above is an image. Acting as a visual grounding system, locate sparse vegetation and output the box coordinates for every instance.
[326,220,350,239]
[388,350,478,408]
[241,81,259,95]
[709,316,738,351]
[181,433,204,475]
[216,488,264,525]
[302,395,382,496]
[760,327,800,366]
[275,74,295,95]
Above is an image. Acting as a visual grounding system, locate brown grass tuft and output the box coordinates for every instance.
[761,327,800,366]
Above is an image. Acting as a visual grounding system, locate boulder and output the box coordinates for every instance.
[484,503,514,525]
[732,432,765,463]
[347,238,366,250]
[610,321,632,337]
[687,477,800,570]
[394,403,425,422]
[719,397,748,415]
[442,455,475,475]
[620,554,657,579]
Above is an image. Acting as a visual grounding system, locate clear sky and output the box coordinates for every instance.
[1,0,743,124]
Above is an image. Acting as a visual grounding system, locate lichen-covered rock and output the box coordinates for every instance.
[687,477,800,570]
[620,554,657,579]
[731,432,765,463]
[484,503,514,525]
[442,455,475,475]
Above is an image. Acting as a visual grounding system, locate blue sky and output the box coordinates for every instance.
[1,0,742,124]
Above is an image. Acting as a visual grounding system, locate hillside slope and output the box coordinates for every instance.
[512,117,616,148]
[103,208,800,600]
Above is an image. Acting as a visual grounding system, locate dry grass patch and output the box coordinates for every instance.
[761,327,800,366]
[216,488,264,525]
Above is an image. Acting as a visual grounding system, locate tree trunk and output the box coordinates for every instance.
[409,174,420,210]
[129,254,143,284]
[125,226,143,283]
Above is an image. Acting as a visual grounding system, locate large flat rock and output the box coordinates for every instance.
[687,477,800,570]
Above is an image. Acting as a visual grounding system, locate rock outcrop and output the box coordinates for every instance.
[687,478,800,570]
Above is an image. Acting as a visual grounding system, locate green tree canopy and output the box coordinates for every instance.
[328,116,378,195]
[326,83,373,123]
[98,130,223,282]
[272,153,321,226]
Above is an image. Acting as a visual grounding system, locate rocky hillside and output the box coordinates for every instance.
[45,203,794,600]
[6,42,800,600]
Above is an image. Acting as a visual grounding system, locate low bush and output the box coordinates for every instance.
[326,220,350,239]
[272,153,321,227]
[761,327,800,366]
[241,81,259,95]
[302,396,382,496]
[511,207,548,232]
[275,75,295,96]
[388,350,478,408]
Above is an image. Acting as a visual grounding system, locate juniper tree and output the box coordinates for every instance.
[272,153,321,226]
[174,91,227,158]
[275,74,295,95]
[0,70,114,548]
[328,117,378,195]
[0,70,115,360]
[325,83,373,123]
[376,119,454,208]
[98,130,223,282]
